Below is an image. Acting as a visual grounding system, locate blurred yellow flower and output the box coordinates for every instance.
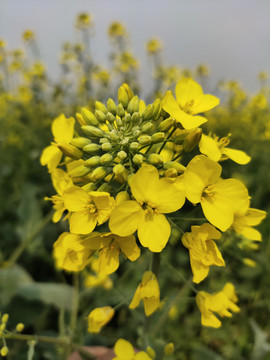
[108,22,127,38]
[146,38,162,55]
[113,338,151,360]
[87,306,114,333]
[22,29,35,42]
[162,78,219,130]
[76,12,93,29]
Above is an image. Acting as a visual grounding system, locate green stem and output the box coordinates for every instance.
[168,217,185,234]
[70,273,80,337]
[157,126,176,154]
[7,211,53,267]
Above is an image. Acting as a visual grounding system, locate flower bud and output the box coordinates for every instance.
[95,100,108,113]
[132,129,141,138]
[152,99,161,120]
[127,95,140,114]
[131,112,140,123]
[84,156,101,167]
[81,125,104,138]
[139,135,151,145]
[83,143,100,154]
[141,122,153,133]
[182,128,202,152]
[133,154,144,164]
[142,104,153,120]
[97,183,112,192]
[106,112,116,123]
[16,323,24,332]
[81,108,99,126]
[82,182,97,192]
[115,190,129,204]
[76,112,86,126]
[101,142,112,151]
[164,168,178,178]
[164,343,174,355]
[117,150,127,160]
[100,153,113,164]
[107,98,117,114]
[95,109,107,123]
[116,118,123,127]
[91,166,107,181]
[158,118,174,132]
[118,85,129,108]
[113,164,126,175]
[0,346,9,357]
[71,137,91,148]
[151,132,165,143]
[148,153,163,165]
[99,137,110,144]
[58,143,83,160]
[130,142,139,150]
[164,161,186,173]
[109,130,119,142]
[1,314,9,323]
[116,103,125,117]
[69,165,91,177]
[123,113,131,123]
[147,346,156,358]
[123,83,134,100]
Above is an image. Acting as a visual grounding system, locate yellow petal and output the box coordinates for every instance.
[52,114,75,144]
[199,134,221,162]
[87,306,114,333]
[63,186,91,211]
[245,208,266,226]
[137,213,170,252]
[117,235,141,261]
[109,201,144,236]
[40,145,62,170]
[99,246,120,275]
[69,211,97,234]
[114,339,134,358]
[51,168,73,195]
[223,148,251,165]
[143,296,160,316]
[175,78,203,109]
[190,257,209,284]
[129,286,142,310]
[192,94,220,114]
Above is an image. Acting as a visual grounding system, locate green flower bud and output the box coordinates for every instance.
[70,137,92,148]
[119,138,129,146]
[139,135,151,145]
[84,156,101,167]
[81,108,99,126]
[147,346,156,359]
[82,182,97,192]
[76,112,86,126]
[123,83,134,100]
[100,153,113,164]
[95,109,107,123]
[116,117,123,127]
[158,118,174,132]
[106,112,116,123]
[132,129,141,138]
[142,104,153,120]
[164,168,178,178]
[109,130,119,142]
[95,100,108,113]
[127,95,140,114]
[81,125,104,138]
[130,142,139,150]
[151,132,165,143]
[101,142,112,151]
[148,153,163,165]
[118,85,129,108]
[123,113,131,123]
[113,164,125,175]
[141,122,153,133]
[0,346,9,357]
[99,137,110,144]
[107,98,117,114]
[1,314,9,323]
[97,183,112,192]
[131,112,140,123]
[69,165,92,177]
[91,166,107,181]
[164,161,186,173]
[83,143,100,154]
[164,343,174,355]
[133,154,144,164]
[117,150,127,160]
[116,103,125,117]
[152,99,161,120]
[182,128,202,152]
[16,323,24,333]
[58,143,83,160]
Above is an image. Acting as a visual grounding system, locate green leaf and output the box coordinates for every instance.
[0,264,33,305]
[17,282,75,310]
[193,344,224,360]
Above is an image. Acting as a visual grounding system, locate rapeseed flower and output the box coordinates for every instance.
[109,164,185,252]
[87,306,114,333]
[113,338,151,360]
[129,271,160,316]
[196,283,240,328]
[162,78,219,130]
[63,186,115,234]
[183,155,249,231]
[182,223,225,283]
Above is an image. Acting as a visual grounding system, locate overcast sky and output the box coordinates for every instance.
[1,0,270,92]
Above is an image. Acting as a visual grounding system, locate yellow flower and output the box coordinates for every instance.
[48,169,73,222]
[183,155,249,231]
[196,283,240,328]
[113,338,151,360]
[232,204,266,241]
[63,186,115,234]
[84,258,113,290]
[162,78,219,130]
[129,271,160,316]
[146,39,162,55]
[199,134,251,164]
[22,29,35,42]
[182,223,225,283]
[75,12,93,29]
[109,164,185,252]
[87,306,114,333]
[108,22,127,38]
[40,114,75,171]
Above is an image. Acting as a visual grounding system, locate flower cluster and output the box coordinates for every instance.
[41,77,266,337]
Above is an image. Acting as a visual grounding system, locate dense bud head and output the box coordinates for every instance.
[142,104,153,120]
[83,143,100,154]
[117,150,127,160]
[132,154,144,164]
[148,153,163,165]
[131,112,140,123]
[139,135,151,145]
[58,143,83,159]
[95,109,107,123]
[84,156,101,167]
[71,137,92,148]
[100,153,113,164]
[116,118,123,127]
[127,95,140,114]
[95,100,108,113]
[101,142,112,151]
[151,132,165,143]
[81,125,104,138]
[116,103,125,117]
[123,113,131,123]
[107,98,117,114]
[81,108,99,126]
[109,130,119,142]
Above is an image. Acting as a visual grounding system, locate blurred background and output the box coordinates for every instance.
[0,1,270,359]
